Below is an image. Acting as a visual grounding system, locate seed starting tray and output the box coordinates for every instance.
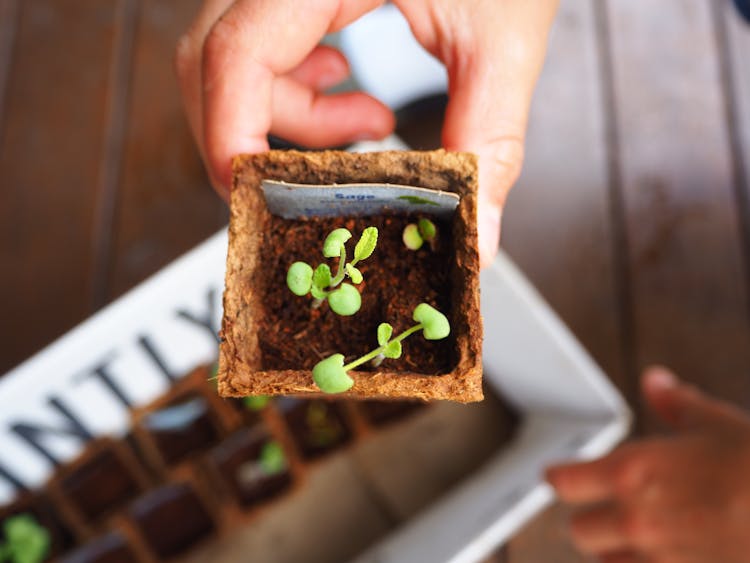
[0,364,432,562]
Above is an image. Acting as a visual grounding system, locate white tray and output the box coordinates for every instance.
[0,141,629,562]
[354,250,630,563]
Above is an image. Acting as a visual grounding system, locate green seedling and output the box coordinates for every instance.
[311,303,450,394]
[0,514,50,563]
[243,395,270,411]
[402,218,437,251]
[305,402,344,447]
[286,226,378,316]
[259,441,287,476]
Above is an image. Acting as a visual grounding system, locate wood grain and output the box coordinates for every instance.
[0,0,120,373]
[106,0,226,301]
[503,0,622,560]
[717,0,750,310]
[503,0,626,394]
[605,0,750,417]
[0,0,19,135]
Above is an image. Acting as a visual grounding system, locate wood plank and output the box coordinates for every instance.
[502,0,627,396]
[605,0,750,414]
[89,0,138,310]
[0,0,19,134]
[719,0,750,301]
[502,0,622,561]
[0,0,120,373]
[106,0,226,300]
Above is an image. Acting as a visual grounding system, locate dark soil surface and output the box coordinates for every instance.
[257,214,456,374]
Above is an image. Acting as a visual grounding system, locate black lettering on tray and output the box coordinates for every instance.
[0,460,29,496]
[74,356,134,409]
[10,396,93,467]
[137,335,179,383]
[176,287,220,343]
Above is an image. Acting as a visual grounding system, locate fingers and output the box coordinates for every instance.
[271,77,395,148]
[286,45,351,91]
[395,0,558,266]
[175,0,235,177]
[442,42,529,267]
[191,0,387,191]
[642,366,747,432]
[547,455,623,504]
[569,504,630,554]
[600,551,650,563]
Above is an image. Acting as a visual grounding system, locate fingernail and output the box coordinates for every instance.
[645,366,677,390]
[353,131,386,142]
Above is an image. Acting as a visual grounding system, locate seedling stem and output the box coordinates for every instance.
[343,324,423,371]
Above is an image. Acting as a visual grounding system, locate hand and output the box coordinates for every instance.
[547,367,750,563]
[175,0,558,267]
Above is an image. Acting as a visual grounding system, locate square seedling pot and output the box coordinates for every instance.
[123,480,217,561]
[276,397,354,461]
[201,424,294,512]
[131,368,237,474]
[218,150,483,402]
[48,437,150,535]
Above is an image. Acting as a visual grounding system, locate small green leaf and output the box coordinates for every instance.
[353,226,378,262]
[383,340,402,359]
[402,224,423,250]
[417,218,437,241]
[243,395,269,411]
[287,262,313,296]
[312,354,354,393]
[259,441,287,475]
[327,283,361,316]
[413,303,451,340]
[345,264,363,284]
[396,195,439,206]
[322,228,352,258]
[310,284,328,300]
[377,323,393,346]
[312,263,332,290]
[4,514,50,563]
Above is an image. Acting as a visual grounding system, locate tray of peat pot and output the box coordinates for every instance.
[217,149,483,403]
[275,397,354,461]
[130,368,239,476]
[46,437,151,537]
[199,422,296,520]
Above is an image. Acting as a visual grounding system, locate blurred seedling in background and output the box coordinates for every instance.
[238,440,287,483]
[402,218,437,251]
[306,402,346,447]
[286,227,378,316]
[311,303,451,394]
[243,395,270,411]
[0,514,50,563]
[258,441,287,475]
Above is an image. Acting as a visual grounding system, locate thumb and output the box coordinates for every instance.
[642,366,740,432]
[393,0,556,267]
[441,56,528,268]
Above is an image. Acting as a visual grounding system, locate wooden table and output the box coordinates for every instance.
[1,1,749,561]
